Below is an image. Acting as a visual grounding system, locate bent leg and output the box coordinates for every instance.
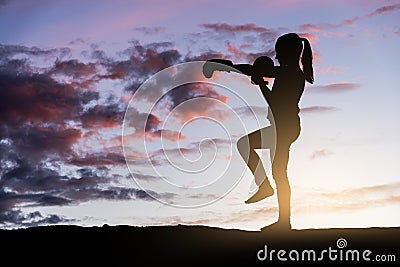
[237,127,276,203]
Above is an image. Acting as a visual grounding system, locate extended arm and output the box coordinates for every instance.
[202,59,273,104]
[230,64,255,76]
[202,58,278,84]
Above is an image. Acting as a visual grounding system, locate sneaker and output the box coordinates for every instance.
[245,182,274,204]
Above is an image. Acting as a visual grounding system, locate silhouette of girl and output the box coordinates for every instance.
[203,33,314,229]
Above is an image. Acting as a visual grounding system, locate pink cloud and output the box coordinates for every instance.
[226,43,248,61]
[299,4,400,38]
[147,129,186,142]
[318,65,350,75]
[308,82,360,93]
[299,22,357,39]
[299,33,318,46]
[165,83,229,124]
[367,4,400,17]
[298,33,322,63]
[300,106,339,114]
[310,149,334,160]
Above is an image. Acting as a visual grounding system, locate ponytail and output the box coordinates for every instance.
[301,37,314,84]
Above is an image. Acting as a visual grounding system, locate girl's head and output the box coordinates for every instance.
[275,33,314,84]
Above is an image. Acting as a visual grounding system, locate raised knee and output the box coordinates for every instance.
[237,136,249,155]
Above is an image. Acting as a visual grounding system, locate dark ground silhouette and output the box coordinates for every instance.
[1,225,398,265]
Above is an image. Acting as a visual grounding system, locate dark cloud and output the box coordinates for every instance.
[2,163,82,193]
[77,167,108,177]
[8,125,81,160]
[0,159,174,227]
[190,23,279,64]
[123,80,144,94]
[2,191,72,207]
[90,47,111,62]
[87,41,183,97]
[246,50,275,63]
[128,171,161,181]
[199,22,277,44]
[69,153,126,166]
[64,187,156,202]
[106,41,181,85]
[0,47,173,225]
[50,59,97,79]
[124,110,186,142]
[165,83,228,111]
[144,113,161,132]
[141,41,174,51]
[1,143,166,204]
[68,37,87,46]
[0,208,68,228]
[81,103,124,128]
[80,90,100,103]
[134,26,165,35]
[200,23,273,33]
[0,189,70,227]
[0,72,96,126]
[0,43,70,59]
[184,51,225,62]
[132,48,181,74]
[0,53,103,171]
[0,58,31,74]
[106,59,136,81]
[76,184,155,202]
[124,107,170,140]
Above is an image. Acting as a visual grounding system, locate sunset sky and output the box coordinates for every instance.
[0,0,399,230]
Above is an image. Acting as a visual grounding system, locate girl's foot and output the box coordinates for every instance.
[245,183,274,204]
[260,220,291,232]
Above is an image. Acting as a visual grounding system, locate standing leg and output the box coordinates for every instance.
[271,142,291,227]
[237,127,276,203]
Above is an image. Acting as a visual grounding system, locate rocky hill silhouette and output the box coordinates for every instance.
[1,225,398,265]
